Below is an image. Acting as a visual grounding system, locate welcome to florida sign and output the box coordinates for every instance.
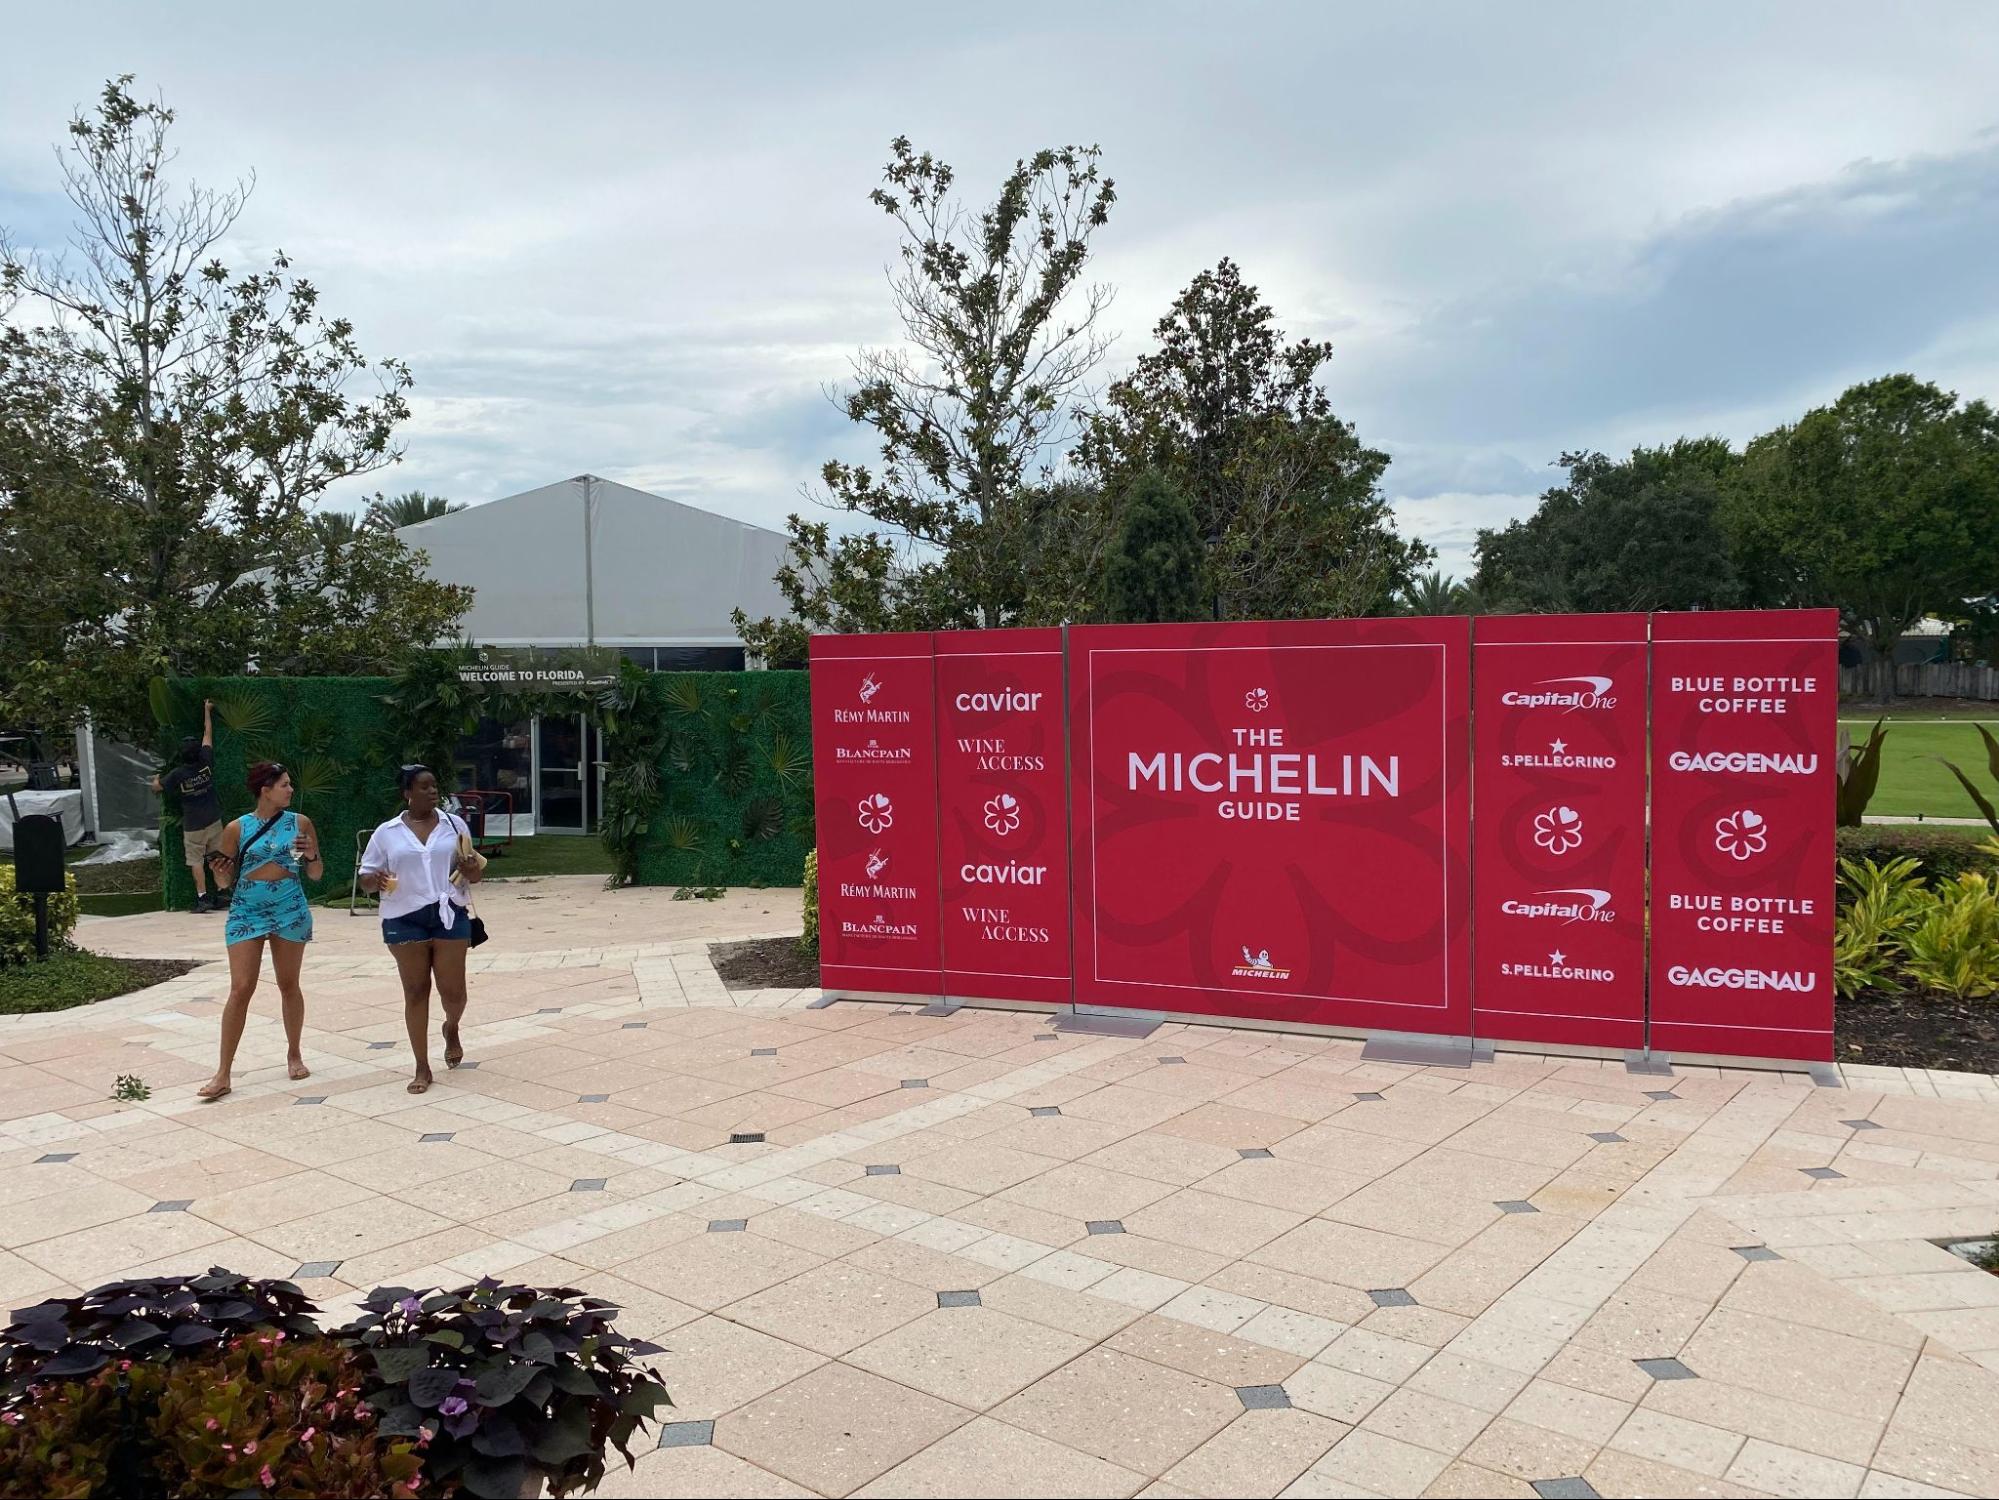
[809,608,1835,1063]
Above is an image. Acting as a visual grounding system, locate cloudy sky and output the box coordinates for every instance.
[5,3,1997,577]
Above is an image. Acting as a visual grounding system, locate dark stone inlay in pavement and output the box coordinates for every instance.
[457,1061,481,1070]
[149,1200,192,1214]
[1732,1245,1782,1262]
[367,1041,396,1050]
[1587,1132,1626,1144]
[1532,1481,1602,1500]
[538,1007,562,1014]
[708,1219,747,1233]
[1035,1033,1058,1041]
[866,1165,901,1176]
[292,1096,326,1106]
[1634,1357,1697,1380]
[1030,1106,1061,1118]
[657,1420,714,1449]
[937,1290,982,1308]
[295,1260,342,1279]
[751,1048,778,1057]
[901,1079,929,1089]
[1353,1091,1384,1102]
[1802,1166,1845,1180]
[1158,1056,1186,1065]
[578,1093,610,1103]
[1086,1220,1124,1235]
[1495,1200,1539,1214]
[621,1022,649,1030]
[570,1178,607,1192]
[1841,1118,1883,1131]
[1643,1091,1679,1101]
[1239,1148,1274,1160]
[729,1132,765,1144]
[419,1132,454,1143]
[34,1153,77,1164]
[1236,1384,1291,1410]
[1368,1288,1416,1308]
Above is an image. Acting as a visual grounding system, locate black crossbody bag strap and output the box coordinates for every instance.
[230,813,286,876]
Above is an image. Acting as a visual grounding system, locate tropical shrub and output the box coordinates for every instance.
[1834,856,1924,998]
[1901,872,1999,1000]
[1937,723,1999,835]
[0,865,79,963]
[1835,855,1999,1000]
[1835,717,1889,827]
[339,1278,669,1500]
[1834,827,1995,889]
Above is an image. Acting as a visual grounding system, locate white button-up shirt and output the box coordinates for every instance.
[359,813,469,927]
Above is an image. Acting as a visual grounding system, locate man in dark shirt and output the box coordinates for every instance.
[152,700,227,913]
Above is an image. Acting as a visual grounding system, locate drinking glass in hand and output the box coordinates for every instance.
[378,871,399,896]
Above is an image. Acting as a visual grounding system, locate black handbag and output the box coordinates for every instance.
[450,814,489,947]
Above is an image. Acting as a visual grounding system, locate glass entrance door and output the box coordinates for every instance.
[535,714,587,833]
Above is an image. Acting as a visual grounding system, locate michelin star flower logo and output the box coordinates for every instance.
[983,793,1021,836]
[857,793,894,834]
[1532,805,1584,856]
[1714,809,1768,861]
[1244,688,1270,712]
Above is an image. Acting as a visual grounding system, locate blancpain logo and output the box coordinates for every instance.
[955,690,1042,713]
[1231,946,1292,980]
[1666,965,1817,992]
[836,737,914,764]
[1668,750,1818,775]
[1502,736,1617,770]
[1501,888,1615,924]
[1501,948,1615,982]
[841,914,918,940]
[1501,676,1617,712]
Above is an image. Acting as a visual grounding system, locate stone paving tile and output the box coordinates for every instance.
[14,889,1999,1497]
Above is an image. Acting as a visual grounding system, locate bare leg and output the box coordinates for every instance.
[270,937,310,1079]
[202,938,265,1099]
[433,938,471,1067]
[391,942,436,1092]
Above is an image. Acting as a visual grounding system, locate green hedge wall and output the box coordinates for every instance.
[633,671,813,888]
[155,676,397,911]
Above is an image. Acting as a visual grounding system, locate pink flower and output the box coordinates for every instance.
[244,1440,258,1455]
[205,1418,219,1431]
[300,1427,316,1444]
[260,1465,275,1488]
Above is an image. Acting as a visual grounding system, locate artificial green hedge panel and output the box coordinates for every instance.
[155,676,398,912]
[632,671,814,889]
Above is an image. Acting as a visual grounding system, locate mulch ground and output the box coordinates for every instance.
[1838,992,1999,1074]
[711,936,818,992]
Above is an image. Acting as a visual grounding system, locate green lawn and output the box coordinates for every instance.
[0,951,196,1014]
[1841,716,1999,819]
[315,833,614,909]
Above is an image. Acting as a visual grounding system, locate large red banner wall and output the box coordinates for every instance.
[1649,610,1838,1061]
[809,610,1834,1062]
[1472,614,1648,1050]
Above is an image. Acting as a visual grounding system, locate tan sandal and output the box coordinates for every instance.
[407,1072,432,1095]
[197,1080,232,1102]
[442,1025,464,1069]
[288,1059,311,1081]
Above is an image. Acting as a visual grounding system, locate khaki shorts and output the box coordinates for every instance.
[182,820,226,867]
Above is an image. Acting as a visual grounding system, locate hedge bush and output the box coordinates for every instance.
[155,676,397,912]
[633,672,812,889]
[0,867,79,963]
[1834,826,1996,889]
[800,848,819,954]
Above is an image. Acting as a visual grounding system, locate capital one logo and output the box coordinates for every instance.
[1501,675,1617,712]
[1501,888,1615,924]
[857,793,894,834]
[1714,809,1768,861]
[858,672,882,705]
[1532,805,1584,855]
[983,793,1022,836]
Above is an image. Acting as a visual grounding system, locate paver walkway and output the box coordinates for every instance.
[5,877,1999,1498]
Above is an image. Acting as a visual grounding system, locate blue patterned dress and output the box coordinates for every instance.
[223,809,315,946]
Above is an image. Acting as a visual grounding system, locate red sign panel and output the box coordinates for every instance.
[808,633,942,998]
[934,628,1072,1003]
[1472,614,1647,1049]
[1648,609,1838,1061]
[1069,619,1472,1032]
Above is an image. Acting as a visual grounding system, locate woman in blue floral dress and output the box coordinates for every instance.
[198,762,324,1101]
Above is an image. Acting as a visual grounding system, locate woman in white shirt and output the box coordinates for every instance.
[358,764,485,1094]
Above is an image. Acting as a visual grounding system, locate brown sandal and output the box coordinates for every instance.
[196,1080,232,1102]
[442,1025,464,1070]
[288,1059,311,1081]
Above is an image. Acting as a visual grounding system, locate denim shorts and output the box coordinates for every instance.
[382,903,471,945]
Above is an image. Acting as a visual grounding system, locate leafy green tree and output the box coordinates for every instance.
[0,78,463,739]
[370,490,464,529]
[1079,258,1428,620]
[736,137,1116,663]
[1399,570,1469,615]
[308,509,364,550]
[1721,375,1999,698]
[1100,472,1210,624]
[1473,439,1741,614]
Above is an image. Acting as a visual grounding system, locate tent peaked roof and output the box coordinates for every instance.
[397,474,791,646]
